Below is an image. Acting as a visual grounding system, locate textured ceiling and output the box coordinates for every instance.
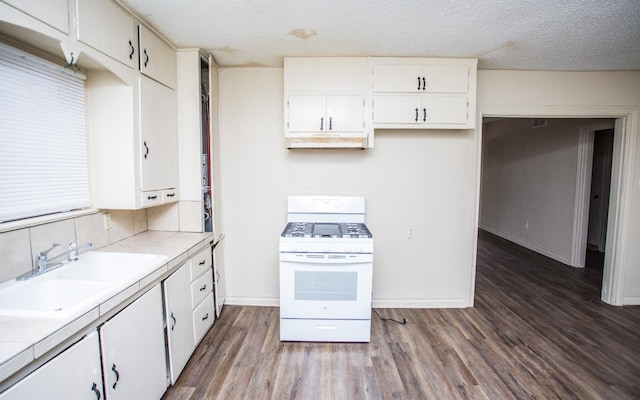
[118,0,640,70]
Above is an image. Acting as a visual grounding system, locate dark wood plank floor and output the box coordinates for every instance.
[163,230,640,399]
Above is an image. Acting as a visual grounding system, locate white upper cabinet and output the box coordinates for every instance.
[139,25,176,88]
[284,57,370,148]
[288,95,364,133]
[76,0,137,69]
[372,64,470,93]
[139,75,178,193]
[370,57,477,129]
[2,0,69,34]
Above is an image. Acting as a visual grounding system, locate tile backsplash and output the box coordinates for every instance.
[0,209,148,284]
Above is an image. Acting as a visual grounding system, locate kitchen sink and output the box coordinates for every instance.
[48,251,168,282]
[0,279,113,319]
[0,251,168,319]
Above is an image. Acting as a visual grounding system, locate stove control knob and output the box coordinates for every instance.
[345,245,352,253]
[322,245,331,253]
[355,245,362,253]
[301,246,309,252]
[290,244,298,252]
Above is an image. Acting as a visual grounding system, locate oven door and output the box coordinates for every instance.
[279,253,373,320]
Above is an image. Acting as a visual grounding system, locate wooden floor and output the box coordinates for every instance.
[163,231,640,399]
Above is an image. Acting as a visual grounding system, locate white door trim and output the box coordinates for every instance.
[472,106,639,306]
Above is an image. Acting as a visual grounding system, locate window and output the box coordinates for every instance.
[0,42,90,223]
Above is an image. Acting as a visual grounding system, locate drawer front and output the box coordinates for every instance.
[191,269,213,309]
[162,188,179,203]
[192,292,215,344]
[189,247,212,280]
[141,190,163,207]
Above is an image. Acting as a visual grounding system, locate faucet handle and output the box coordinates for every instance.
[67,241,92,262]
[38,243,61,257]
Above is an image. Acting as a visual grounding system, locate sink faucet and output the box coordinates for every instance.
[34,243,62,272]
[18,241,93,281]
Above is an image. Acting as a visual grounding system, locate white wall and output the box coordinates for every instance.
[480,118,582,264]
[218,68,477,307]
[218,67,640,307]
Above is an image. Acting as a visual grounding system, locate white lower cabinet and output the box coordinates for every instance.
[164,246,215,384]
[99,284,167,400]
[163,262,195,384]
[0,332,102,400]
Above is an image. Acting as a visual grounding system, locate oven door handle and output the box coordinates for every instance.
[280,253,373,264]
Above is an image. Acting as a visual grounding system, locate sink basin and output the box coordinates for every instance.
[0,251,168,319]
[0,279,113,319]
[49,251,168,282]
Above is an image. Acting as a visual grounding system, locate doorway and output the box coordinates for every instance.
[477,116,620,303]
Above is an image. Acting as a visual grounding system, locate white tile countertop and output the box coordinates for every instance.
[0,230,216,385]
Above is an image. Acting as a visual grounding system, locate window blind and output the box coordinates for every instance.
[0,43,90,223]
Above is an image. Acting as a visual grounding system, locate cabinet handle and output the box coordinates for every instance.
[320,117,324,131]
[216,270,221,283]
[329,117,332,131]
[143,141,149,159]
[423,108,427,122]
[147,195,158,200]
[143,49,149,67]
[170,312,176,330]
[415,108,419,122]
[200,284,207,291]
[422,77,426,91]
[128,40,135,60]
[202,313,209,321]
[417,76,421,91]
[91,382,102,400]
[111,364,120,390]
[166,192,176,198]
[199,260,206,265]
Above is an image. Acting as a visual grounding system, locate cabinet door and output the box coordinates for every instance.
[164,264,195,385]
[213,244,225,317]
[372,64,469,93]
[372,94,421,124]
[139,76,178,192]
[3,0,69,33]
[372,65,422,92]
[326,96,364,132]
[287,96,326,132]
[139,25,176,89]
[0,332,102,400]
[100,284,166,400]
[76,0,136,69]
[421,65,469,93]
[421,94,469,124]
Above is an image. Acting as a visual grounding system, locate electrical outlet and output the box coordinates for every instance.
[407,227,415,239]
[103,213,112,230]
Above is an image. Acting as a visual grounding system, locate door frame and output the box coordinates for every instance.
[472,106,638,306]
[572,119,615,268]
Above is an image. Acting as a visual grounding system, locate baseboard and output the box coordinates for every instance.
[225,296,280,307]
[372,298,471,308]
[225,297,471,308]
[623,296,640,306]
[480,226,573,266]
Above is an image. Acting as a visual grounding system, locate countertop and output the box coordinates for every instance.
[0,230,216,385]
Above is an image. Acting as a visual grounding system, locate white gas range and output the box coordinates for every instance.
[279,195,373,342]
